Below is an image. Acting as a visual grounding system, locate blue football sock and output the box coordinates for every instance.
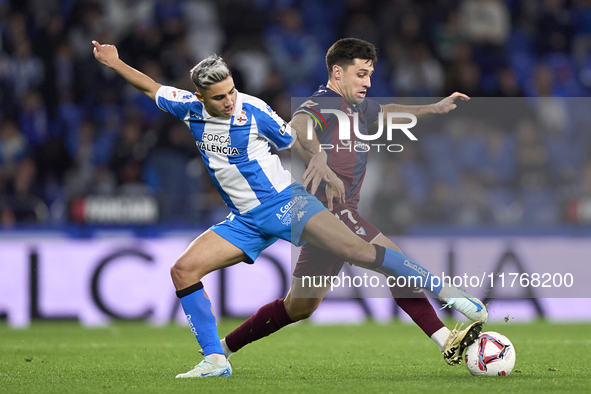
[371,246,443,295]
[177,282,224,356]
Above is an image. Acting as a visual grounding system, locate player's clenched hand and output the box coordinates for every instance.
[92,40,119,68]
[432,92,470,114]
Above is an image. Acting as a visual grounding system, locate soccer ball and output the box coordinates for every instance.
[464,331,516,376]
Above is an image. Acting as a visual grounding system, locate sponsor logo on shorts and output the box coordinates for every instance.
[276,200,293,226]
[276,195,308,226]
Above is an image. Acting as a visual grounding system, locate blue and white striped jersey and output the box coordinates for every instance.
[155,86,295,215]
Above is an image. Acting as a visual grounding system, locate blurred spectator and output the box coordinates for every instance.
[0,0,590,229]
[260,72,292,122]
[535,0,573,55]
[0,204,16,228]
[111,120,150,187]
[185,0,223,62]
[377,0,420,41]
[369,159,416,234]
[53,42,76,99]
[265,8,323,96]
[118,20,163,64]
[461,0,510,45]
[64,120,113,198]
[19,90,49,148]
[7,38,44,100]
[434,11,467,63]
[343,12,380,47]
[0,121,29,195]
[453,172,491,225]
[494,67,525,97]
[514,118,550,190]
[160,36,195,84]
[479,127,516,187]
[450,61,486,97]
[69,0,107,59]
[0,121,28,170]
[145,121,200,221]
[101,0,155,41]
[126,60,168,125]
[384,11,427,69]
[392,43,444,96]
[421,181,455,223]
[398,144,429,203]
[221,0,264,51]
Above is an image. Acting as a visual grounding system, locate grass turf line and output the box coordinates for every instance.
[1,319,590,393]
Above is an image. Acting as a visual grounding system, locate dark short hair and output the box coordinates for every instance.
[326,38,378,77]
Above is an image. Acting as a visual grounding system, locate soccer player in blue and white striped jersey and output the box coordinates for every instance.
[92,40,487,378]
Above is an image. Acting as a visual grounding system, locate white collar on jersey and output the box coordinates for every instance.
[202,90,243,120]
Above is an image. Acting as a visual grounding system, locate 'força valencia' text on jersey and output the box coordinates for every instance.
[156,86,295,215]
[294,85,381,208]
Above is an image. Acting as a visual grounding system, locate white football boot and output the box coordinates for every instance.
[175,358,232,378]
[437,284,488,323]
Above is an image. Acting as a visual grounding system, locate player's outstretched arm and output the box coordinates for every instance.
[380,92,470,123]
[92,40,162,100]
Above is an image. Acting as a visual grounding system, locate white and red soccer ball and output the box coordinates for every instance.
[464,331,516,376]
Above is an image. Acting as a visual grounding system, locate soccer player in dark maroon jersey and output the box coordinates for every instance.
[217,38,482,366]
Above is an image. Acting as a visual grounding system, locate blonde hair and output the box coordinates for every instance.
[190,55,231,90]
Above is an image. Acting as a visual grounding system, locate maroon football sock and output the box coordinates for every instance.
[391,286,445,337]
[225,298,295,353]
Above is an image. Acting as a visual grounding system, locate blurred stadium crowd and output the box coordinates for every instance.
[1,0,591,231]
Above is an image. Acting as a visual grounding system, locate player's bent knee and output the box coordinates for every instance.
[170,261,184,285]
[170,255,202,285]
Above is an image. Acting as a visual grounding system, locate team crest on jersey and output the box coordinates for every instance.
[355,226,366,236]
[234,111,248,126]
[301,100,318,107]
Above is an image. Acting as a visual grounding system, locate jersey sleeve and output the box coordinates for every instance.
[362,99,382,124]
[155,86,198,119]
[252,103,295,151]
[293,97,333,135]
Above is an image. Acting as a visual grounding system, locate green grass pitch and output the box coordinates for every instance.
[1,319,590,393]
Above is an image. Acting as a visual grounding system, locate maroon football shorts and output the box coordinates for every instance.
[292,205,381,278]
